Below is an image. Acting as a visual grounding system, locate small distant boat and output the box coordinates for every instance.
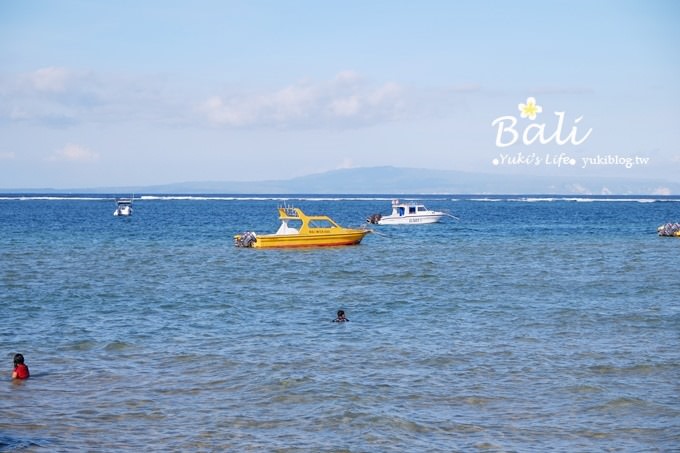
[367,199,455,225]
[235,206,371,248]
[113,198,133,217]
[657,223,680,237]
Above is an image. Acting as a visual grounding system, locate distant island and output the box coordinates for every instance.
[1,166,677,195]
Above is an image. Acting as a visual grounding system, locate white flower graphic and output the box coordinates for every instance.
[518,97,542,120]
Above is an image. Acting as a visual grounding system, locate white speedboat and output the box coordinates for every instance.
[367,199,455,225]
[113,198,133,217]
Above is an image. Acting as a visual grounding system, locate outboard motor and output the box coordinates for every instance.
[235,231,257,247]
[658,223,680,237]
[366,214,382,224]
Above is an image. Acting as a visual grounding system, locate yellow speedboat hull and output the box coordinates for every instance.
[250,230,369,248]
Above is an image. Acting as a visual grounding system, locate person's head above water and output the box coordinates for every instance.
[333,310,348,322]
[13,354,25,366]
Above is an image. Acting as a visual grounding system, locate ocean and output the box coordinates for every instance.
[1,195,679,452]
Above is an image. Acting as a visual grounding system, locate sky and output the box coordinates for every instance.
[1,0,679,190]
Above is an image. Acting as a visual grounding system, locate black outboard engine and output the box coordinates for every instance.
[366,214,382,224]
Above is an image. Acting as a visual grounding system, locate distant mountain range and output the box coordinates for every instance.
[2,166,679,195]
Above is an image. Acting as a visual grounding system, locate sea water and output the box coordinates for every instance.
[1,195,679,452]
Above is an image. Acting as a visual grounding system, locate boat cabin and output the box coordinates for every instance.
[274,207,341,235]
[396,204,429,217]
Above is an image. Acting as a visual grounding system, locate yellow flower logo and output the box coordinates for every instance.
[518,97,542,120]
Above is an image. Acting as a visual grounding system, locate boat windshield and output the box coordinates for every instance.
[276,219,301,235]
[308,219,336,229]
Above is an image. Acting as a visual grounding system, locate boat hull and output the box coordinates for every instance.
[377,214,444,225]
[113,207,132,216]
[251,230,370,248]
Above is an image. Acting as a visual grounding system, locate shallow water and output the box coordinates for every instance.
[1,195,679,451]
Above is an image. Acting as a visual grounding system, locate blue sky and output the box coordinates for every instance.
[1,0,678,190]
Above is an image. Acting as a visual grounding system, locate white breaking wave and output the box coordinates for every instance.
[1,195,677,203]
[461,197,678,203]
[0,196,112,201]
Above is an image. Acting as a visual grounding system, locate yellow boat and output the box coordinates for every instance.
[234,206,371,248]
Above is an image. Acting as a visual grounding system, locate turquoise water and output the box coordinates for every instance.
[1,195,679,451]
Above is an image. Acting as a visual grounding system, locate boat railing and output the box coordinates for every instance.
[279,204,300,218]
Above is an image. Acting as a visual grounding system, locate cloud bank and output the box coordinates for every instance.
[0,67,181,128]
[1,67,471,130]
[198,71,407,129]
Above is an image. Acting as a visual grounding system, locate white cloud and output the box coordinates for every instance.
[199,72,407,128]
[269,84,318,120]
[200,96,253,126]
[49,144,99,162]
[0,151,16,160]
[329,96,360,117]
[334,70,361,84]
[31,67,70,92]
[366,82,402,106]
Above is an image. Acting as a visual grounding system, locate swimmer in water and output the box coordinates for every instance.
[12,353,30,380]
[333,310,348,322]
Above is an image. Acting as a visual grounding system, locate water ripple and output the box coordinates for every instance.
[1,198,679,451]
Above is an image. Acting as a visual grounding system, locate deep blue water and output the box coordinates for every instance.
[1,195,679,452]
